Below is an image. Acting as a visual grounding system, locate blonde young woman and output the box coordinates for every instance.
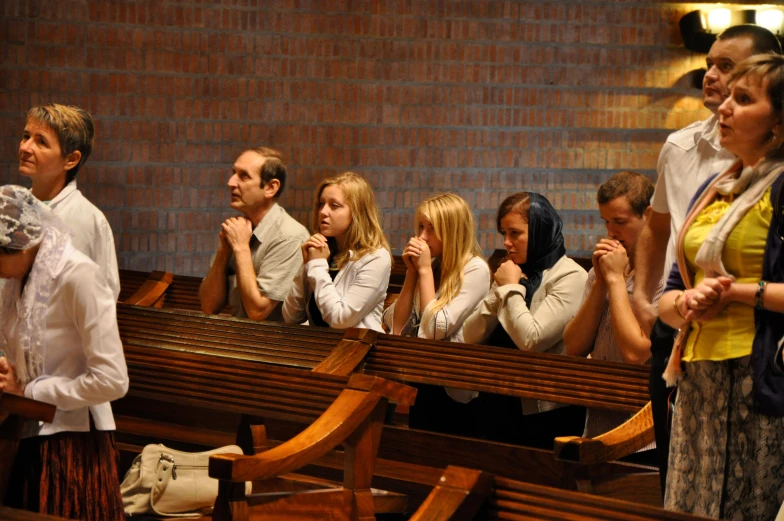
[384,193,490,341]
[382,194,491,433]
[283,172,391,332]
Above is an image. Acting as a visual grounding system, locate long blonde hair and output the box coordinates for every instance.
[312,172,390,268]
[417,193,484,317]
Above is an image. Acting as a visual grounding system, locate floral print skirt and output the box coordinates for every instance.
[664,356,784,520]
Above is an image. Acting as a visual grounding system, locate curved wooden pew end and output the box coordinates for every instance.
[122,270,174,307]
[408,466,493,521]
[313,329,378,376]
[209,374,416,520]
[553,402,655,464]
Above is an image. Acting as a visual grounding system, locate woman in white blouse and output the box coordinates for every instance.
[19,104,120,299]
[463,192,587,447]
[382,193,490,434]
[0,185,128,521]
[283,172,391,331]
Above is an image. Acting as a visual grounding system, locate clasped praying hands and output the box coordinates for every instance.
[402,236,432,273]
[221,216,253,253]
[302,233,330,263]
[0,354,22,395]
[678,276,734,323]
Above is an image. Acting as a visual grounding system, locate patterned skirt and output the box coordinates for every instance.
[4,428,124,521]
[664,356,784,520]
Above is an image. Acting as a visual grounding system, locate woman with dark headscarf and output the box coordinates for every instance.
[463,192,588,447]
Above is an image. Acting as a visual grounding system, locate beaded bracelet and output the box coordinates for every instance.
[755,281,767,310]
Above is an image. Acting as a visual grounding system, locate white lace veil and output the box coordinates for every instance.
[0,185,71,385]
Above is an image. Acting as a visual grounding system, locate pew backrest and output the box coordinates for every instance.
[409,465,712,521]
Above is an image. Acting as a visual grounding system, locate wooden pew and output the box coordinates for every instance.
[322,330,657,483]
[122,270,173,307]
[118,250,590,311]
[408,465,710,521]
[554,402,654,465]
[0,394,57,501]
[207,374,415,520]
[114,337,416,518]
[117,304,650,428]
[121,253,416,315]
[117,268,152,302]
[113,305,660,508]
[119,269,226,313]
[359,333,649,414]
[116,304,344,370]
[0,507,70,520]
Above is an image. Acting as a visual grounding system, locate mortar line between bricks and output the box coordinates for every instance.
[3,20,689,49]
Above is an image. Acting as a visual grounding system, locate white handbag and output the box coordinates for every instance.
[121,443,251,517]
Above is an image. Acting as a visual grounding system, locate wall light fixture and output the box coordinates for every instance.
[680,6,784,53]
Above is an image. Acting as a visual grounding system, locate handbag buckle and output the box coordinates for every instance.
[159,454,177,480]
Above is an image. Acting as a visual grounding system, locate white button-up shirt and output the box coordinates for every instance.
[3,246,129,437]
[48,181,121,300]
[283,248,392,332]
[651,115,736,282]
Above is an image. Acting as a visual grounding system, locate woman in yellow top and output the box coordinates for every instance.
[659,54,784,520]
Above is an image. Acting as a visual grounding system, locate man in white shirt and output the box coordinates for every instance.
[18,104,120,299]
[630,25,782,496]
[200,147,309,321]
[565,171,659,441]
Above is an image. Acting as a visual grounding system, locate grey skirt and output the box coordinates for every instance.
[664,356,784,520]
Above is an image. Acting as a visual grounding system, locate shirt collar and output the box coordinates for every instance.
[48,180,78,208]
[251,203,282,243]
[695,114,722,151]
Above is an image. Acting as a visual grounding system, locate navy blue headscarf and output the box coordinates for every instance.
[516,193,566,307]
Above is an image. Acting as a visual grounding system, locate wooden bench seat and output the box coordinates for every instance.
[363,334,649,413]
[118,269,153,302]
[116,301,655,470]
[117,304,344,369]
[115,335,417,520]
[410,465,710,521]
[119,269,229,313]
[114,316,661,509]
[0,507,71,520]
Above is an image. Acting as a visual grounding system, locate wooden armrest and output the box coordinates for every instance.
[0,394,56,423]
[123,271,174,307]
[346,374,416,406]
[210,386,387,482]
[553,402,654,464]
[312,328,378,376]
[408,466,493,521]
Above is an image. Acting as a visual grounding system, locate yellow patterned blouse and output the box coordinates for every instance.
[681,188,772,362]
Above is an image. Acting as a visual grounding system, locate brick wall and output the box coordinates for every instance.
[0,0,712,275]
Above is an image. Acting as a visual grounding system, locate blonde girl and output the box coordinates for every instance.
[383,193,490,434]
[384,193,490,341]
[283,172,391,331]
